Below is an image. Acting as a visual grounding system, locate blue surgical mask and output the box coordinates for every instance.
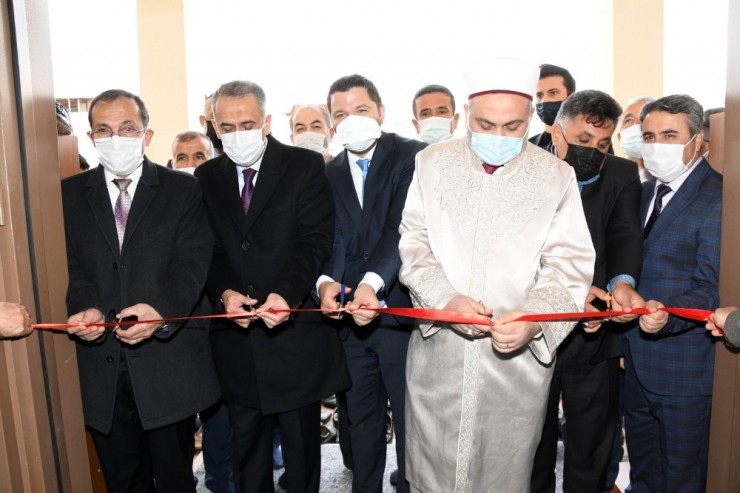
[468,123,528,165]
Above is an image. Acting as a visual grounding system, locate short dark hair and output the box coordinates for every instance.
[640,95,704,136]
[554,89,622,130]
[88,89,149,128]
[412,84,456,118]
[327,74,382,111]
[538,64,576,95]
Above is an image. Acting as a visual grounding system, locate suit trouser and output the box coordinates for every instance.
[229,400,320,493]
[531,356,620,493]
[90,358,196,493]
[623,348,712,493]
[202,398,235,493]
[344,325,410,493]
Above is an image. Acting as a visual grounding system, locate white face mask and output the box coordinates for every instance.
[95,135,145,176]
[176,166,196,175]
[641,134,697,183]
[221,128,267,166]
[619,124,643,159]
[335,115,381,153]
[292,131,328,154]
[419,117,453,144]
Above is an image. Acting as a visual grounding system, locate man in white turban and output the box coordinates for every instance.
[399,57,595,492]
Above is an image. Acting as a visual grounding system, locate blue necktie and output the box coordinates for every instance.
[356,159,371,204]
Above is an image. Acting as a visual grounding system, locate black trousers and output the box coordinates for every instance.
[229,400,320,493]
[531,356,620,493]
[90,359,196,493]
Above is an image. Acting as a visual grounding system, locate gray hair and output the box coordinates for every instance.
[212,81,267,117]
[617,96,655,127]
[554,89,622,132]
[289,104,332,130]
[640,94,704,135]
[171,130,214,158]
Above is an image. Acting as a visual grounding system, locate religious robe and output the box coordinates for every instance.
[398,139,595,493]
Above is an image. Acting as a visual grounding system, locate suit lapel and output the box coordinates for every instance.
[645,160,709,246]
[333,152,363,232]
[245,136,288,232]
[362,133,393,232]
[215,155,250,235]
[85,167,122,258]
[121,159,158,254]
[640,179,655,227]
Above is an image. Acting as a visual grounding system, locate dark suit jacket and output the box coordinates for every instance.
[62,159,220,433]
[322,132,427,334]
[624,158,722,396]
[195,135,349,414]
[557,155,643,367]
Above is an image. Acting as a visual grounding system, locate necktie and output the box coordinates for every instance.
[643,183,672,238]
[241,168,257,215]
[113,178,132,249]
[356,159,371,204]
[482,163,501,175]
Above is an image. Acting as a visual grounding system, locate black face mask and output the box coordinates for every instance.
[205,120,223,151]
[562,138,606,181]
[536,101,562,126]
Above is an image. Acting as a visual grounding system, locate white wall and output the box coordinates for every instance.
[663,0,729,110]
[182,0,614,144]
[48,0,730,164]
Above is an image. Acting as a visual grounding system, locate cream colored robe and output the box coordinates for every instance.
[399,139,595,493]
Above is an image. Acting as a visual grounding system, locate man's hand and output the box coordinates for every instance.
[222,289,258,328]
[0,302,33,338]
[256,293,290,329]
[610,281,646,323]
[67,308,106,342]
[319,281,350,320]
[443,295,492,337]
[490,311,541,353]
[583,285,608,333]
[346,284,380,326]
[639,300,668,334]
[706,306,738,337]
[114,303,165,345]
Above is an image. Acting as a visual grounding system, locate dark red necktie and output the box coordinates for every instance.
[241,168,257,215]
[482,164,501,175]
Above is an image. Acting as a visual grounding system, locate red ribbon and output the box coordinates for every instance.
[32,306,712,331]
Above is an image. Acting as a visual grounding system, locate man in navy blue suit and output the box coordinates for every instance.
[317,74,427,493]
[627,94,722,493]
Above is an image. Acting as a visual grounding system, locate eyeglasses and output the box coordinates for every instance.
[91,126,146,142]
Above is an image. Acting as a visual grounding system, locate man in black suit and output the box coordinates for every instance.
[317,74,427,493]
[531,90,645,493]
[63,89,220,493]
[195,80,349,493]
[530,64,576,149]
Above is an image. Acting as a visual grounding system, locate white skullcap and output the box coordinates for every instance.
[465,58,539,101]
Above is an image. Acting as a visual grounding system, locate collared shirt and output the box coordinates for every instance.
[347,146,377,206]
[235,156,263,191]
[103,163,144,209]
[643,157,704,224]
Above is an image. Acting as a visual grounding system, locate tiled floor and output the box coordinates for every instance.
[194,441,631,492]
